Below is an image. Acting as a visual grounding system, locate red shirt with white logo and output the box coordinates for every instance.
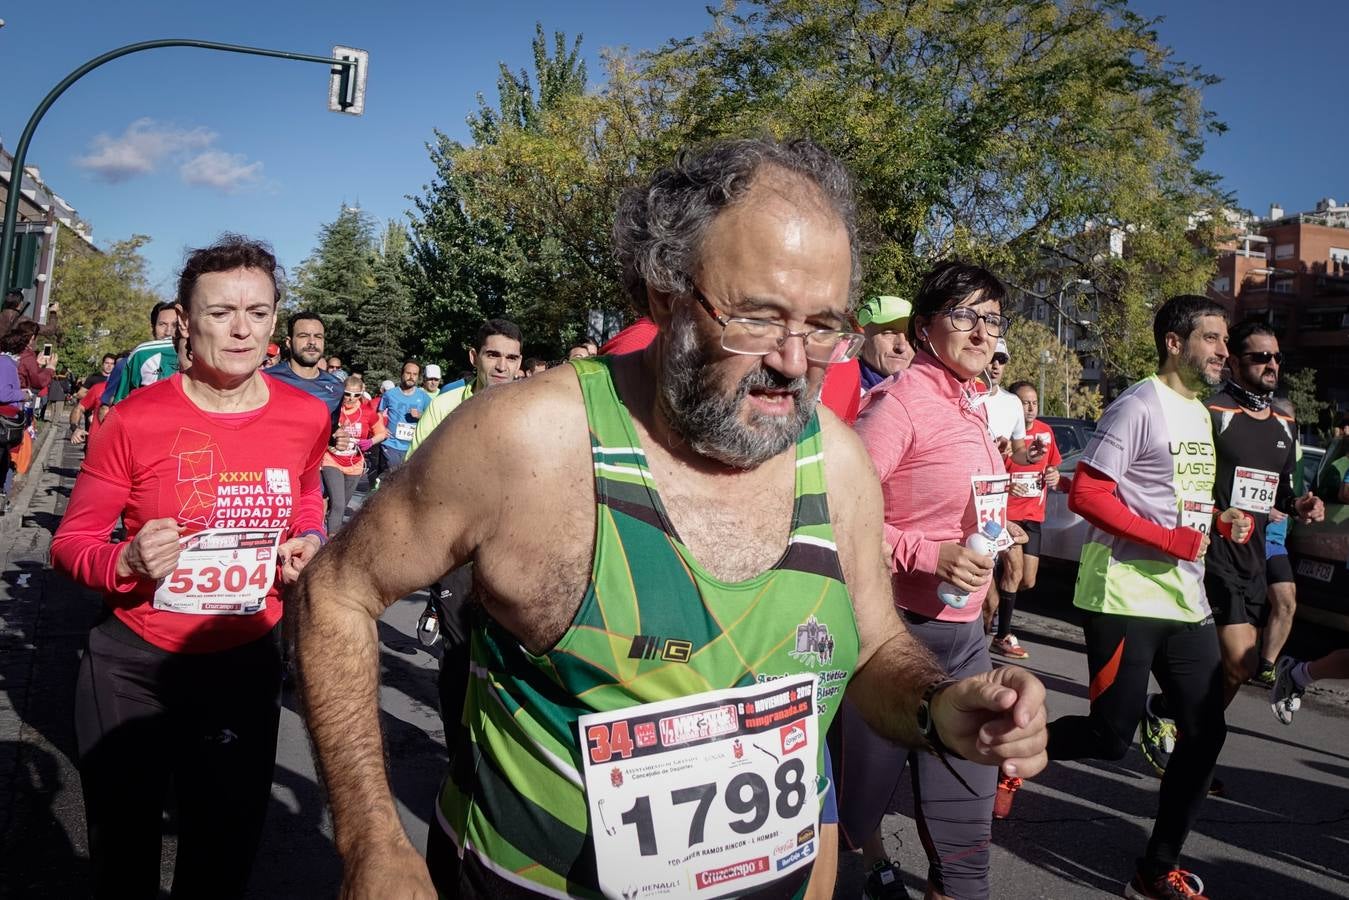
[1005,418,1062,523]
[52,373,329,653]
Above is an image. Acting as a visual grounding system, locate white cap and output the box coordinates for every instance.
[994,339,1010,359]
[380,379,395,392]
[424,363,443,380]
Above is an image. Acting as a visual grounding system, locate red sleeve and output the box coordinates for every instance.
[50,413,141,597]
[19,354,52,392]
[600,318,658,356]
[288,409,330,538]
[1068,463,1203,561]
[819,359,860,424]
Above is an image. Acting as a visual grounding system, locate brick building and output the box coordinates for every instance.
[1207,199,1349,420]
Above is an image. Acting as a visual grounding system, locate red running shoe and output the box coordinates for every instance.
[993,773,1022,819]
[1124,867,1208,899]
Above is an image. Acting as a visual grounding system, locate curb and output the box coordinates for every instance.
[0,423,63,535]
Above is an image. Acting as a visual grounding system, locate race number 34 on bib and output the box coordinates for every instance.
[577,675,821,898]
[153,528,280,615]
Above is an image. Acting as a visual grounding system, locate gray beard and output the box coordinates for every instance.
[658,309,816,469]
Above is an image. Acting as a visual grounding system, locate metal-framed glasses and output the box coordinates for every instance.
[691,288,864,365]
[940,307,1010,337]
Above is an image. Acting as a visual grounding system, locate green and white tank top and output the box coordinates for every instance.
[436,357,860,897]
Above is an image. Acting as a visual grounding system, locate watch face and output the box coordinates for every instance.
[916,699,933,737]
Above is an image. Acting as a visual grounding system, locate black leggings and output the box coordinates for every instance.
[1048,612,1225,876]
[74,616,282,899]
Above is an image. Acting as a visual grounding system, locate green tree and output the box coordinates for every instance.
[408,3,1225,368]
[291,204,376,358]
[349,221,414,385]
[1283,368,1328,438]
[49,231,162,378]
[1002,319,1103,420]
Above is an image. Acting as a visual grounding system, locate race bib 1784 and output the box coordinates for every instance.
[577,675,821,899]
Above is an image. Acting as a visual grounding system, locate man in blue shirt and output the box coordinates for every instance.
[377,359,431,477]
[264,311,343,423]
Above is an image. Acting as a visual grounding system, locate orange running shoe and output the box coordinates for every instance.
[1124,867,1208,899]
[993,773,1022,819]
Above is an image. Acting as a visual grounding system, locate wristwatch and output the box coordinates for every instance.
[917,678,958,747]
[917,678,977,795]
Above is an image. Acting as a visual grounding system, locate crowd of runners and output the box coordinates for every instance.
[19,136,1343,900]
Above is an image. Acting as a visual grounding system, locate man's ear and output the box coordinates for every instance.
[648,285,677,329]
[468,348,478,368]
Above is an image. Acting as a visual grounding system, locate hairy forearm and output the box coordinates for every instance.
[844,628,946,747]
[293,569,408,859]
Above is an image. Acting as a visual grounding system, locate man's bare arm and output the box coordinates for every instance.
[292,391,506,889]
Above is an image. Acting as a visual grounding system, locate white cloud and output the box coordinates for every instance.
[75,118,215,182]
[179,151,263,193]
[75,118,263,193]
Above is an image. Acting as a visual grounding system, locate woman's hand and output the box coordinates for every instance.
[935,541,993,593]
[116,518,183,580]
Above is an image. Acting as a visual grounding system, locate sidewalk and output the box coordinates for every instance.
[0,426,97,897]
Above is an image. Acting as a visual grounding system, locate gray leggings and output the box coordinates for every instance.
[320,467,360,535]
[829,614,996,900]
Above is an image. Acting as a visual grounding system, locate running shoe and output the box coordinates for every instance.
[993,773,1022,819]
[1270,656,1303,725]
[1124,867,1208,899]
[990,634,1029,660]
[1139,694,1176,775]
[1250,664,1277,688]
[862,860,911,899]
[416,602,441,648]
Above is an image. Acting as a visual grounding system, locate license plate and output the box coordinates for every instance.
[1296,559,1335,583]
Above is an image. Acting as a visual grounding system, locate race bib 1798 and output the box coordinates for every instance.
[577,675,821,898]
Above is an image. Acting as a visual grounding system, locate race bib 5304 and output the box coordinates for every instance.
[153,528,279,615]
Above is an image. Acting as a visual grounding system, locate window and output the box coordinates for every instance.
[1211,276,1230,293]
[1275,243,1295,260]
[1273,279,1296,294]
[1299,306,1349,330]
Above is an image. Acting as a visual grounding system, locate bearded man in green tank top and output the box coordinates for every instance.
[294,138,1049,900]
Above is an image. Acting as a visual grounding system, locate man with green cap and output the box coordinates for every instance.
[856,294,915,392]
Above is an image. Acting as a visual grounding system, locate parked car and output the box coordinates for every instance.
[1040,416,1096,458]
[1288,442,1349,632]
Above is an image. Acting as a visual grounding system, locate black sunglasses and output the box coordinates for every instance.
[1241,351,1283,365]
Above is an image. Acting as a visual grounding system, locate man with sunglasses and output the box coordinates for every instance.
[1139,321,1323,776]
[294,138,1048,900]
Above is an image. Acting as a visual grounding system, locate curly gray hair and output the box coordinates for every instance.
[613,137,861,313]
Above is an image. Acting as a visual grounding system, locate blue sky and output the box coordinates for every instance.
[2,1,1346,293]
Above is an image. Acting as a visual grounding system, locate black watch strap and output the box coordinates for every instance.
[918,678,977,796]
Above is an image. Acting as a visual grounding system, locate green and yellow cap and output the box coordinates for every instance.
[857,295,912,327]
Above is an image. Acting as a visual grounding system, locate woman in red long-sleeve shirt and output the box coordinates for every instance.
[51,236,331,898]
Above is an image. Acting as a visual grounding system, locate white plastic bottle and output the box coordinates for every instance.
[936,520,1003,609]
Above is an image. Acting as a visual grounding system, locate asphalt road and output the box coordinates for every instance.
[2,434,1347,898]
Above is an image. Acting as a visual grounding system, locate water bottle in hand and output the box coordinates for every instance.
[936,520,1003,609]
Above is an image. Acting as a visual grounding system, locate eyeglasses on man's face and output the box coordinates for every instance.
[940,307,1010,338]
[691,287,863,365]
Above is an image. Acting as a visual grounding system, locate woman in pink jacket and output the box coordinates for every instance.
[830,261,1038,900]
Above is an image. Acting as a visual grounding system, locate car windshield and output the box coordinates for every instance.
[1052,425,1082,457]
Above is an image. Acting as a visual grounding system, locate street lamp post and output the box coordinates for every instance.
[1,39,367,305]
[1007,278,1092,417]
[1039,348,1052,408]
